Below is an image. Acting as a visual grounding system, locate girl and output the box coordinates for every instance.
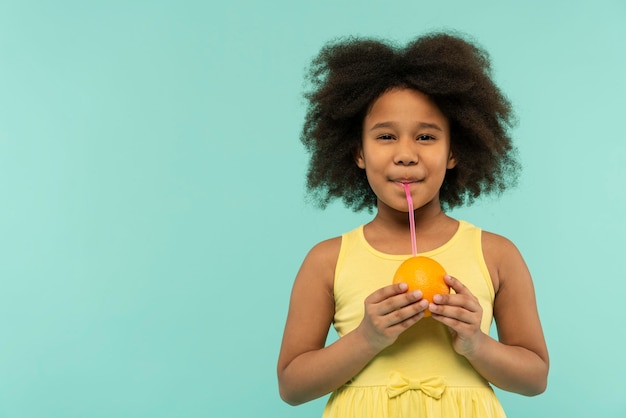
[277,32,548,417]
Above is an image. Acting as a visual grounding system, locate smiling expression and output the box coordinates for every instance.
[356,87,457,215]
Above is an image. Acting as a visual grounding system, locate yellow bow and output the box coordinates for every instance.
[386,372,446,399]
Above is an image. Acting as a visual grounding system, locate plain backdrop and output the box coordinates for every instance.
[1,0,625,417]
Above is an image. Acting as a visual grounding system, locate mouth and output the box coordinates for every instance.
[392,178,422,186]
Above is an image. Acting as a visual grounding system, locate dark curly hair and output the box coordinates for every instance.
[301,32,520,212]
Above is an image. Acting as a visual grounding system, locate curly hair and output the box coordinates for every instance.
[300,32,520,212]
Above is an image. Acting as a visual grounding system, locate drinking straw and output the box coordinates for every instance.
[402,183,417,257]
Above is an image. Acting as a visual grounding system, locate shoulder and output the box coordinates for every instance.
[481,230,520,258]
[480,229,527,293]
[295,236,343,293]
[304,236,342,268]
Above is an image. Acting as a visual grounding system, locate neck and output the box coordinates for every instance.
[373,198,446,232]
[364,200,458,255]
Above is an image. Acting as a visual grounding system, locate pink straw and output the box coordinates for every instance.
[402,183,417,256]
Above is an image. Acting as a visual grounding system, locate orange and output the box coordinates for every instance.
[392,256,449,317]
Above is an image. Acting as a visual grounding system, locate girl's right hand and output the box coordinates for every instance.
[357,283,429,353]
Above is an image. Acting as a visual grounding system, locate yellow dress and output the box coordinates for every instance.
[323,221,506,418]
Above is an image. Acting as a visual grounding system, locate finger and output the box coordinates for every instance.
[430,295,482,325]
[432,293,476,309]
[444,275,468,294]
[387,310,426,332]
[431,276,474,306]
[367,282,411,304]
[377,289,425,316]
[431,292,481,313]
[364,283,426,322]
[429,303,474,324]
[385,297,429,325]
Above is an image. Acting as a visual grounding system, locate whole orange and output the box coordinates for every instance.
[392,256,449,317]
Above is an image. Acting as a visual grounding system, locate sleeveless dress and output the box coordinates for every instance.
[322,220,506,418]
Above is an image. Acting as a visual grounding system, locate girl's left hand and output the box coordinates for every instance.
[429,275,485,357]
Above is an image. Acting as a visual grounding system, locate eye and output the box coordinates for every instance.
[377,134,395,141]
[416,134,435,141]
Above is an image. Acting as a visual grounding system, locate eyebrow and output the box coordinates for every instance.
[369,121,444,132]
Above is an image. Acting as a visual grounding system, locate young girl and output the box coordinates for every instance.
[277,33,549,417]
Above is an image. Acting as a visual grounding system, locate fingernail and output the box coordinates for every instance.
[412,290,423,299]
[398,282,408,291]
[433,294,442,303]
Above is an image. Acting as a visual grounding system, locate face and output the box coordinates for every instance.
[356,87,456,214]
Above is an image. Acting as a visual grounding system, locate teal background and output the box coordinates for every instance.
[1,0,624,417]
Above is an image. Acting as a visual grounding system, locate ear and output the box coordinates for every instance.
[355,148,366,169]
[446,151,457,169]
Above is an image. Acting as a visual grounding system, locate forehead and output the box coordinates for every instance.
[364,88,449,128]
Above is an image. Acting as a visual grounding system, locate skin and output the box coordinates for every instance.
[277,88,549,405]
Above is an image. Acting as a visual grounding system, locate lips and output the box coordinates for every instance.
[392,178,422,185]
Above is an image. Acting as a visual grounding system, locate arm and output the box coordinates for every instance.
[277,237,428,405]
[429,232,549,396]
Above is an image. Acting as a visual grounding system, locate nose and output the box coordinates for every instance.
[393,140,419,166]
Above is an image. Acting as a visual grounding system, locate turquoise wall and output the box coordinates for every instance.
[1,0,624,416]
